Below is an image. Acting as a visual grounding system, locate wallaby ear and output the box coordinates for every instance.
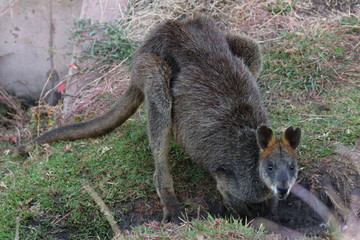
[256,125,276,150]
[282,126,301,149]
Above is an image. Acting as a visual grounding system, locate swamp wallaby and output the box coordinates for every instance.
[17,16,301,222]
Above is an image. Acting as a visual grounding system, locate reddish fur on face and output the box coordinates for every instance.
[281,134,297,157]
[260,136,297,158]
[260,136,278,158]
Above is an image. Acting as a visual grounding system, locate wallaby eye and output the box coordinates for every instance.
[216,166,232,176]
[267,163,273,171]
[289,163,296,171]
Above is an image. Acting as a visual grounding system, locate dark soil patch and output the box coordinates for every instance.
[25,217,79,240]
[106,181,325,237]
[109,141,360,239]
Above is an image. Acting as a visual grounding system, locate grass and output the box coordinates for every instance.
[258,24,359,167]
[265,0,294,15]
[1,116,150,239]
[268,88,359,169]
[339,15,360,34]
[0,113,217,239]
[260,27,345,99]
[125,216,269,239]
[1,7,359,240]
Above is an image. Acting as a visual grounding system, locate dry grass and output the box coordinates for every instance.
[64,60,130,121]
[2,0,358,130]
[122,0,359,40]
[0,86,26,128]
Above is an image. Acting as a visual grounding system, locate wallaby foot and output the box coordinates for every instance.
[161,196,183,223]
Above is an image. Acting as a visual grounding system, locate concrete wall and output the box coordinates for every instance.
[0,0,82,105]
[0,0,127,106]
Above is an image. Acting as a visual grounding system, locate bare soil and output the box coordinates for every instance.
[107,142,360,238]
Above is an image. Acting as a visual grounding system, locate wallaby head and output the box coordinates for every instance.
[257,125,301,200]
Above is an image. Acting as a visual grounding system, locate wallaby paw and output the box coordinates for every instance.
[162,204,183,224]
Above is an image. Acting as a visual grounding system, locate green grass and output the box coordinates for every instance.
[0,114,216,239]
[340,15,360,34]
[268,88,359,168]
[260,27,345,98]
[1,118,154,239]
[258,25,359,165]
[126,216,268,239]
[265,0,294,15]
[1,18,359,240]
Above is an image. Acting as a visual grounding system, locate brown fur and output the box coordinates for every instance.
[260,136,297,158]
[16,16,301,222]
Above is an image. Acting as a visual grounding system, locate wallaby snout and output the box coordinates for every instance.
[272,179,293,200]
[273,167,295,199]
[268,167,297,200]
[276,186,289,197]
[276,186,290,200]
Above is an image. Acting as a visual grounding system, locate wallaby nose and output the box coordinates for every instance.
[276,186,289,198]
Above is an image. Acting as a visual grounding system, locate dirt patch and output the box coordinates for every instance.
[108,141,360,238]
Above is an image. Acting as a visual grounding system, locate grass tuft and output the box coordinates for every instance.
[265,0,294,15]
[340,15,360,34]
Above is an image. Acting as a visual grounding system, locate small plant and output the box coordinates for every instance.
[340,15,360,34]
[69,19,138,64]
[265,0,294,15]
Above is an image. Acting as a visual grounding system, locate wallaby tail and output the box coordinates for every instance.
[20,85,144,151]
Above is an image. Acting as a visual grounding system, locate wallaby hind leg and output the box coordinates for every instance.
[226,34,262,76]
[136,53,182,222]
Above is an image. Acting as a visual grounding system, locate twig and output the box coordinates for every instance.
[36,68,56,136]
[15,215,20,240]
[51,209,75,225]
[82,181,122,239]
[0,0,19,16]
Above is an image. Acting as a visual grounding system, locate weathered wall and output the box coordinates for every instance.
[0,0,82,105]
